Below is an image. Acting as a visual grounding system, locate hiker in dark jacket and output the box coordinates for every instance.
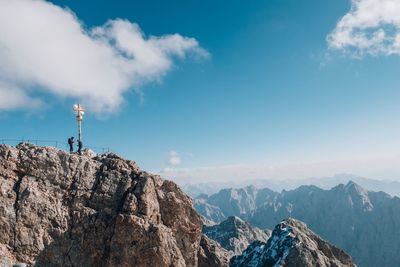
[68,137,74,153]
[77,140,83,155]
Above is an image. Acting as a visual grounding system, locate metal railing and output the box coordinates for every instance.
[0,139,111,154]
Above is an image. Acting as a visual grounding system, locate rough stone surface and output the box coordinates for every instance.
[203,216,271,255]
[197,235,230,267]
[0,143,229,266]
[230,218,355,267]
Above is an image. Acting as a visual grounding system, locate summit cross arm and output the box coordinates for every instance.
[73,104,85,143]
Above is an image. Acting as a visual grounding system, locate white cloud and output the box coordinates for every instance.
[0,81,42,110]
[327,0,400,56]
[167,150,182,167]
[160,156,400,184]
[0,0,207,113]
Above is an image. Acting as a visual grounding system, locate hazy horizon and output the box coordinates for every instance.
[2,0,400,184]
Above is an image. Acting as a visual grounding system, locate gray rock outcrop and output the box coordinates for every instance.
[0,143,229,266]
[203,216,270,255]
[230,218,355,267]
[198,235,231,267]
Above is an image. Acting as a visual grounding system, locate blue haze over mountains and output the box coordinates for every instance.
[193,180,400,267]
[182,174,400,198]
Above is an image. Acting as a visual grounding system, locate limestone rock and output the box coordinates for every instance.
[0,143,228,266]
[198,235,230,267]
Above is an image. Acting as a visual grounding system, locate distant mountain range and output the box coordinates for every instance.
[195,181,400,267]
[182,174,400,197]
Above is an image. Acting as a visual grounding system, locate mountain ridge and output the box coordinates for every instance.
[182,174,400,198]
[230,218,355,267]
[195,181,400,267]
[203,216,271,256]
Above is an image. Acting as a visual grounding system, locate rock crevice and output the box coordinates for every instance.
[0,143,229,267]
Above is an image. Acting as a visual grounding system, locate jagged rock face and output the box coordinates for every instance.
[0,143,229,266]
[194,198,226,224]
[230,218,355,267]
[208,186,258,219]
[198,235,231,267]
[196,182,400,267]
[195,187,277,223]
[203,216,271,255]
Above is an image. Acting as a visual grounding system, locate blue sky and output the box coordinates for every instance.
[2,0,400,182]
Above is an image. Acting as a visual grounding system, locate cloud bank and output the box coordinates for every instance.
[0,0,207,113]
[327,0,400,56]
[160,156,400,184]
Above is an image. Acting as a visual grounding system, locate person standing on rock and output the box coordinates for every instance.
[77,140,83,155]
[68,137,74,153]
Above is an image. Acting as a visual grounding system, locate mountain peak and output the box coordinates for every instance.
[226,215,245,224]
[345,180,363,190]
[343,181,373,211]
[230,218,355,267]
[203,216,270,255]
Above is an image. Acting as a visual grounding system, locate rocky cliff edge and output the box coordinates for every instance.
[0,143,229,267]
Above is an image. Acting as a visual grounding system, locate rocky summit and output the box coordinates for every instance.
[0,143,230,267]
[230,218,355,267]
[203,216,271,256]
